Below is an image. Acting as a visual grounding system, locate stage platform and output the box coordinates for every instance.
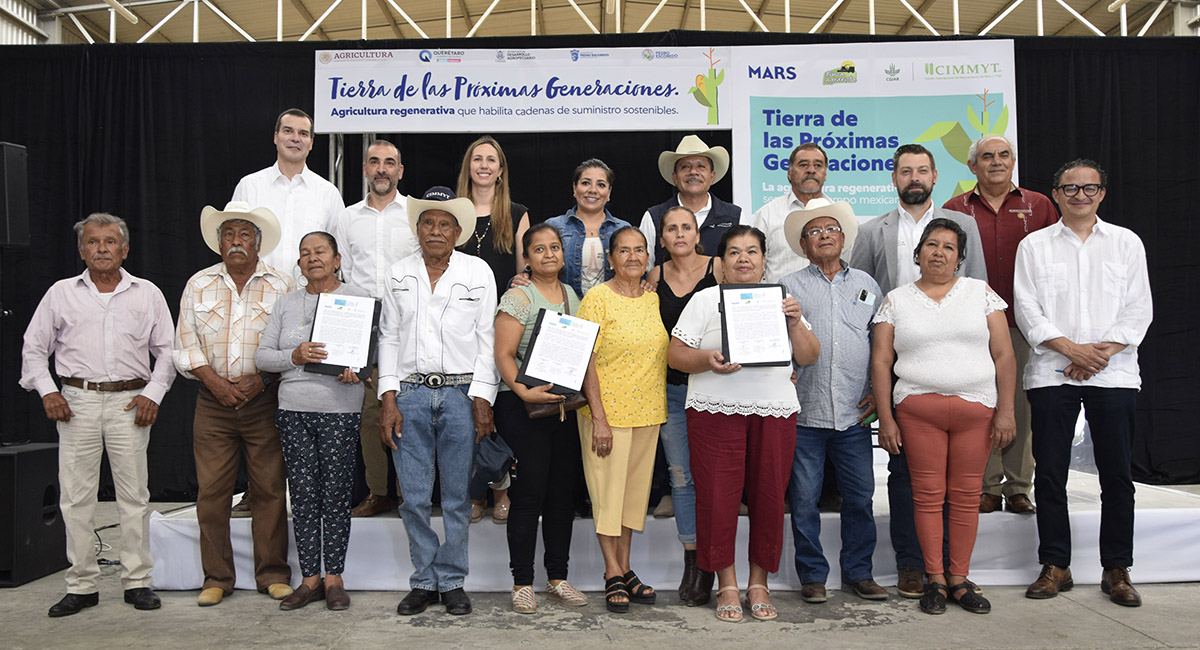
[150,467,1200,592]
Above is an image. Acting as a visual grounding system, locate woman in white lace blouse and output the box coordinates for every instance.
[870,217,1016,616]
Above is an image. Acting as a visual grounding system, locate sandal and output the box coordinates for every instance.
[604,575,630,613]
[470,501,484,524]
[919,582,948,615]
[622,570,656,605]
[745,584,777,621]
[949,581,991,614]
[511,585,536,614]
[492,500,510,524]
[714,585,743,623]
[546,580,588,607]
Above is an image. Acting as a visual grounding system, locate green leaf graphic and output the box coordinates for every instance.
[913,121,960,143]
[967,107,985,135]
[991,105,1009,136]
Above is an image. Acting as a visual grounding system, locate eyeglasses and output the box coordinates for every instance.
[1056,183,1103,197]
[803,225,843,238]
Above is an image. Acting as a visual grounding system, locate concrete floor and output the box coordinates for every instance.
[3,501,1198,650]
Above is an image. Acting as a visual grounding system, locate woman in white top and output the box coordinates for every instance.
[668,225,820,623]
[871,217,1016,616]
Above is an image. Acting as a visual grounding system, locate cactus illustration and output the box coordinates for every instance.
[913,89,1011,196]
[688,48,724,125]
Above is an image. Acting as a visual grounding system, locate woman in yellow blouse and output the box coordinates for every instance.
[578,226,669,614]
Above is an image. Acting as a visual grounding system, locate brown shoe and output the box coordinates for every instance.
[800,582,827,603]
[231,494,252,518]
[325,584,351,611]
[1101,568,1142,607]
[350,494,395,518]
[279,582,324,611]
[896,568,925,599]
[1025,564,1073,599]
[1005,494,1037,514]
[843,578,888,600]
[979,493,1003,513]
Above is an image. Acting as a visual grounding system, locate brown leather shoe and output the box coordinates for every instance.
[1101,567,1142,607]
[800,582,827,603]
[350,494,395,518]
[1006,494,1037,514]
[1025,564,1073,599]
[325,584,351,611]
[279,582,324,611]
[979,493,1003,513]
[230,494,252,518]
[843,579,888,600]
[896,568,925,599]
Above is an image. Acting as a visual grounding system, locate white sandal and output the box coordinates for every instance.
[714,585,743,623]
[746,584,777,621]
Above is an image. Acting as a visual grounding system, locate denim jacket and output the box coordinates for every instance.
[545,208,632,297]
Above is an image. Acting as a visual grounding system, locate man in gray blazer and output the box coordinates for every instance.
[849,143,988,600]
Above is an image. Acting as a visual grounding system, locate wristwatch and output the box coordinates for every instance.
[258,371,273,387]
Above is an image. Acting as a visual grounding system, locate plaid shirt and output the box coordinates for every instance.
[174,260,295,380]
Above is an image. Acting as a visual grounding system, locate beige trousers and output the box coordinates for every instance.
[982,327,1036,497]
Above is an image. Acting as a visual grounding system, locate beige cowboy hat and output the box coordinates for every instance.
[200,201,281,256]
[657,134,730,185]
[407,186,478,247]
[783,198,858,258]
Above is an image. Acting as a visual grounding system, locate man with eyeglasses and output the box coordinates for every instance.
[748,143,833,282]
[780,199,888,604]
[1014,159,1152,608]
[850,143,987,600]
[943,136,1059,517]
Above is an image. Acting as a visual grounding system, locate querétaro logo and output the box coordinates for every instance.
[419,50,432,62]
[418,49,465,63]
[823,60,857,85]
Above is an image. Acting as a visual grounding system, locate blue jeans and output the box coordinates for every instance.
[660,383,697,544]
[388,382,476,592]
[888,448,925,571]
[789,424,877,583]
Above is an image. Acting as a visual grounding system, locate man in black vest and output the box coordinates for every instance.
[639,135,742,269]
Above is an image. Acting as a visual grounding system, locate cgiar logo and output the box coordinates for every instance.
[884,63,901,82]
[823,60,857,86]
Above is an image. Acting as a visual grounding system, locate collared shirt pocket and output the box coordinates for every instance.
[1102,262,1128,300]
[1034,263,1069,300]
[248,301,274,332]
[194,301,225,336]
[118,309,151,341]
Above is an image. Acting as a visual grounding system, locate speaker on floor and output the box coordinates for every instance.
[0,142,30,248]
[0,442,68,587]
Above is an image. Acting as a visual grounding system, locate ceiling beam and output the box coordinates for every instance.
[897,0,938,34]
[1053,0,1105,35]
[536,0,547,36]
[680,0,692,28]
[457,0,475,30]
[750,0,772,31]
[821,0,852,32]
[374,0,405,37]
[289,0,331,40]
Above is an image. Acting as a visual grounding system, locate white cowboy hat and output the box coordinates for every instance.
[783,198,858,258]
[407,186,478,247]
[200,201,281,256]
[657,134,730,185]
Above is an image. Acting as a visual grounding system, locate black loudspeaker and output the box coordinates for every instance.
[0,143,30,247]
[0,443,68,587]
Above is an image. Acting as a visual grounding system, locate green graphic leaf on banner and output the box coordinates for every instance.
[991,105,1009,135]
[967,107,985,134]
[954,179,977,197]
[913,121,960,143]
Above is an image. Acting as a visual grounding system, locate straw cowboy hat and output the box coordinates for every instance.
[407,186,478,247]
[783,198,858,257]
[200,201,281,256]
[657,134,730,185]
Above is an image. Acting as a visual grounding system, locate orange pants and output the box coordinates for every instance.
[896,393,994,577]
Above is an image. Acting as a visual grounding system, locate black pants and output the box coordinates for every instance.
[1028,386,1137,569]
[494,391,583,586]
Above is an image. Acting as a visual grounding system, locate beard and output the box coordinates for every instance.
[900,184,932,205]
[370,177,396,196]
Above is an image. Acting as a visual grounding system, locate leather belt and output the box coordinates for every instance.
[63,377,147,392]
[401,372,473,389]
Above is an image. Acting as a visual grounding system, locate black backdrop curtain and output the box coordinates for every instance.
[1,32,1196,498]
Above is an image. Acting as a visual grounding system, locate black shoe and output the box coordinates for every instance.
[49,593,99,617]
[123,588,162,610]
[396,588,439,615]
[441,588,472,615]
[919,582,947,615]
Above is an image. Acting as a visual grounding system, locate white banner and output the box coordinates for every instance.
[729,40,1018,214]
[313,46,732,133]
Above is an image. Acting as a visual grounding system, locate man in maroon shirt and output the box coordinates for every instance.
[943,135,1058,515]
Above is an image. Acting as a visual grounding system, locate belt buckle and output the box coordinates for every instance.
[423,373,447,389]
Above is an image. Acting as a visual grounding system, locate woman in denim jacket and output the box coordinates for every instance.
[544,159,632,298]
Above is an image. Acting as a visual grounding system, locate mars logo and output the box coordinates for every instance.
[419,50,432,62]
[319,52,332,65]
[823,60,857,85]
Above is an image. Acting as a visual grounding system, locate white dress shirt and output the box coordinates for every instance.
[1014,217,1152,390]
[639,194,713,270]
[332,193,418,299]
[232,163,344,281]
[748,190,819,283]
[895,203,936,288]
[377,251,500,403]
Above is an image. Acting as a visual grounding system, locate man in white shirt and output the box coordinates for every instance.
[849,143,988,599]
[748,143,831,282]
[379,187,499,617]
[232,108,344,282]
[333,139,418,518]
[1015,159,1152,608]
